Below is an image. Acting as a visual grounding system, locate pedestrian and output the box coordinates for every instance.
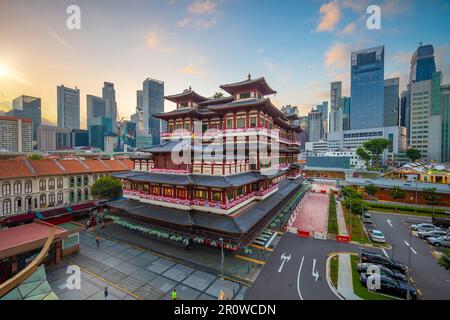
[171,289,177,300]
[86,219,90,231]
[104,287,108,300]
[96,235,100,247]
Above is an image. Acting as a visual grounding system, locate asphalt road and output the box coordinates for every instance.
[369,211,450,300]
[246,233,362,300]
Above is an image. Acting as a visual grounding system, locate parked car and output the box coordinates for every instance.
[427,236,450,247]
[363,212,373,224]
[417,229,447,239]
[360,250,407,273]
[359,274,416,299]
[411,223,436,231]
[432,217,450,229]
[369,229,386,243]
[357,263,408,282]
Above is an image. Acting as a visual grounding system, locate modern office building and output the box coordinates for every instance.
[89,117,113,151]
[400,91,408,128]
[102,82,117,133]
[37,125,72,151]
[6,96,41,144]
[329,82,343,132]
[327,126,407,162]
[410,44,437,83]
[142,78,164,145]
[0,116,33,153]
[308,109,323,142]
[384,78,400,127]
[350,46,385,130]
[441,85,450,163]
[298,116,309,151]
[118,121,137,152]
[316,101,328,138]
[342,96,351,130]
[57,85,80,130]
[71,129,89,147]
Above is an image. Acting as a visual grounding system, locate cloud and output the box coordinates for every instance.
[393,51,412,65]
[46,25,73,49]
[188,0,217,15]
[342,0,369,12]
[257,48,265,54]
[146,31,175,53]
[316,0,341,32]
[338,22,356,36]
[324,42,351,69]
[181,65,204,75]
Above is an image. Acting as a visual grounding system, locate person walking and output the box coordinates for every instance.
[96,235,100,247]
[171,289,177,300]
[104,287,109,300]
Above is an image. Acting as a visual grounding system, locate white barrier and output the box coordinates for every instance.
[313,231,327,240]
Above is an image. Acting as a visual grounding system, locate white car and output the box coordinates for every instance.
[369,229,386,243]
[411,223,435,231]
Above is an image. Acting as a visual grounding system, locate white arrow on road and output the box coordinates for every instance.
[297,256,305,300]
[387,219,393,228]
[278,253,291,273]
[404,240,418,255]
[312,259,319,282]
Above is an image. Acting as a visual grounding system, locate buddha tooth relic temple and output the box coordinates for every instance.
[106,76,305,252]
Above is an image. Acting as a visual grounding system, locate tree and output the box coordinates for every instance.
[362,138,391,168]
[364,184,378,197]
[423,187,441,206]
[343,198,369,215]
[405,148,421,162]
[341,186,362,200]
[91,176,123,200]
[213,92,224,99]
[439,249,450,271]
[390,186,406,210]
[356,147,371,167]
[28,154,43,160]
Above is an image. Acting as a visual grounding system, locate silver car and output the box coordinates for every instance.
[427,236,450,247]
[369,229,386,243]
[411,223,435,231]
[417,229,447,239]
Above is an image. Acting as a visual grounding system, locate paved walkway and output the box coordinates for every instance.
[337,254,361,300]
[291,192,328,235]
[336,201,348,236]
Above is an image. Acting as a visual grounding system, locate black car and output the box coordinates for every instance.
[357,263,408,282]
[360,250,407,274]
[360,274,416,299]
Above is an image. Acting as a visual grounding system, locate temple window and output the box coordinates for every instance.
[239,92,251,99]
[237,118,245,128]
[227,190,234,200]
[184,123,190,131]
[249,117,257,128]
[168,124,174,133]
[194,190,207,199]
[212,191,222,202]
[237,187,244,197]
[226,118,233,129]
[163,187,174,197]
[151,186,160,195]
[202,123,208,133]
[176,123,182,130]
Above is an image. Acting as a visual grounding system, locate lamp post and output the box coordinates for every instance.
[342,189,352,236]
[406,227,412,300]
[219,237,224,280]
[414,176,418,215]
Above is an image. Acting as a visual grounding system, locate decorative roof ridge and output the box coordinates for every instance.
[78,159,92,172]
[54,159,67,173]
[99,158,112,171]
[23,158,36,176]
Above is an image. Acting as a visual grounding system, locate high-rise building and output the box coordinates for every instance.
[341,96,351,130]
[0,116,33,152]
[330,82,343,132]
[102,82,117,133]
[71,129,89,147]
[142,78,164,145]
[383,78,400,127]
[316,101,328,138]
[441,84,450,163]
[298,115,309,151]
[57,85,80,129]
[410,44,437,83]
[350,46,385,130]
[6,96,41,145]
[400,91,408,128]
[308,109,323,142]
[37,125,72,151]
[87,94,115,151]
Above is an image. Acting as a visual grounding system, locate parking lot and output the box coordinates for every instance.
[367,211,450,300]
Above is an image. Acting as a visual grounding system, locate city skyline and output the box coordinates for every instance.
[0,0,450,129]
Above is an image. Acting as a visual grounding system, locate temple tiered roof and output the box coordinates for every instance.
[220,76,277,96]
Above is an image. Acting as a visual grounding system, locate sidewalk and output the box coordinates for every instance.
[336,201,348,236]
[337,254,361,300]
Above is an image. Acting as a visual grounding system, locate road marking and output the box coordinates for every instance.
[404,240,418,255]
[387,219,393,228]
[235,255,266,265]
[417,288,423,296]
[297,256,305,300]
[278,253,291,273]
[250,244,274,252]
[312,259,319,282]
[382,248,389,257]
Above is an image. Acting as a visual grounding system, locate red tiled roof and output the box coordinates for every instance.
[28,159,66,176]
[82,159,110,173]
[58,159,91,174]
[0,157,34,179]
[103,159,131,171]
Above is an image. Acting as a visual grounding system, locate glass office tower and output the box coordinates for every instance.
[350,46,385,130]
[142,78,164,145]
[410,44,437,83]
[7,95,41,143]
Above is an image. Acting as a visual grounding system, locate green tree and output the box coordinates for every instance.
[91,176,123,200]
[28,154,43,160]
[439,249,450,271]
[356,147,371,167]
[423,187,441,206]
[343,198,369,215]
[341,186,362,200]
[364,184,378,197]
[213,92,224,99]
[390,186,406,210]
[362,138,391,168]
[405,148,421,162]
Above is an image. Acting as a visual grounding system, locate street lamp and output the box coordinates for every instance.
[406,227,413,300]
[342,189,352,236]
[414,176,418,215]
[219,237,224,280]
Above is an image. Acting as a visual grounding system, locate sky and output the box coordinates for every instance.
[0,0,449,129]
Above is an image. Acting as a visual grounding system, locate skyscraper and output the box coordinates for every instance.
[87,94,113,150]
[142,78,164,145]
[0,116,33,152]
[316,101,328,138]
[383,78,400,127]
[341,96,351,130]
[350,46,385,130]
[102,82,117,133]
[329,82,343,132]
[308,109,323,142]
[400,91,408,128]
[6,95,41,145]
[441,84,450,163]
[57,85,80,129]
[410,44,437,83]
